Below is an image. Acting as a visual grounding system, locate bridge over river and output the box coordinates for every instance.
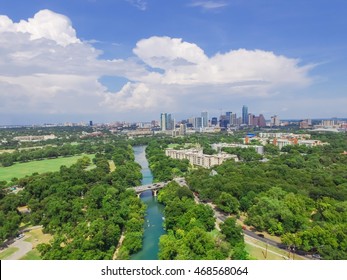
[132,177,187,197]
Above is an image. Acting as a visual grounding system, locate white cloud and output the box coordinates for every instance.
[0,10,316,123]
[189,1,229,9]
[134,36,208,69]
[0,10,80,46]
[131,36,312,88]
[126,0,147,11]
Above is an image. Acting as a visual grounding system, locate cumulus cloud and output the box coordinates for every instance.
[134,36,208,69]
[0,10,314,123]
[131,36,312,88]
[0,10,80,46]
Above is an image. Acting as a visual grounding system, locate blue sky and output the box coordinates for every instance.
[0,0,346,124]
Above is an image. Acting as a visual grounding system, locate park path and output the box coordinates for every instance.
[112,231,125,260]
[2,225,43,260]
[4,238,32,260]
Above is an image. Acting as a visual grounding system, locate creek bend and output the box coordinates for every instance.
[131,146,166,260]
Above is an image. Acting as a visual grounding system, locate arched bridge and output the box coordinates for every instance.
[132,177,187,197]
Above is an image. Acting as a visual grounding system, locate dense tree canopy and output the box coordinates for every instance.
[186,132,347,259]
[0,140,145,260]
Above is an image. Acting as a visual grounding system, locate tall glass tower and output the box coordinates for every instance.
[242,105,248,124]
[201,111,208,128]
[160,113,167,131]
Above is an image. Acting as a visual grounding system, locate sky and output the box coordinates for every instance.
[0,0,346,124]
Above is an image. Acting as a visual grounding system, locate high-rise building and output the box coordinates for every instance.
[258,114,266,127]
[194,117,203,129]
[242,105,248,124]
[248,113,254,126]
[187,117,195,126]
[271,115,280,126]
[89,120,93,127]
[211,117,218,126]
[226,111,232,126]
[160,113,167,131]
[231,113,237,126]
[253,116,259,126]
[219,115,229,128]
[179,123,187,135]
[166,114,172,130]
[201,111,208,128]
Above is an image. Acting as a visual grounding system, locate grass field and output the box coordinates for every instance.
[20,249,41,260]
[0,154,95,182]
[0,247,19,260]
[245,235,306,260]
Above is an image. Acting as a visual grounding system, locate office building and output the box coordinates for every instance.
[201,111,208,128]
[160,113,167,131]
[230,113,237,126]
[242,105,248,124]
[211,117,218,126]
[166,114,173,130]
[219,115,229,128]
[248,113,255,126]
[194,117,203,129]
[271,115,280,126]
[258,114,266,127]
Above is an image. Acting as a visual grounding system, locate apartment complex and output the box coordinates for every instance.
[211,143,264,155]
[165,148,238,168]
[13,134,56,142]
[256,133,327,149]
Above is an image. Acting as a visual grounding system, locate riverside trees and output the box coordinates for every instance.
[157,182,248,260]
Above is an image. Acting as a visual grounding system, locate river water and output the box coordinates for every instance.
[131,146,166,260]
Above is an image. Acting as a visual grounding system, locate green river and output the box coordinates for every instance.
[131,146,166,260]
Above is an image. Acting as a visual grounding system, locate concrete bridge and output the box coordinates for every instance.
[132,177,187,197]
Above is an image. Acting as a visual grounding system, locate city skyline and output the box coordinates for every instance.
[1,1,347,125]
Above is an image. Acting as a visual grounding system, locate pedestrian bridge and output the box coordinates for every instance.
[131,177,187,197]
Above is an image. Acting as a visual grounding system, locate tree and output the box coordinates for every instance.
[216,192,240,214]
[220,218,244,246]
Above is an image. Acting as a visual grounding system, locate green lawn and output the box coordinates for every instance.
[0,247,19,260]
[0,154,95,182]
[244,236,306,260]
[20,249,41,260]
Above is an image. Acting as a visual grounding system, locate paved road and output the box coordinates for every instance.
[243,229,280,247]
[1,225,43,260]
[4,237,32,260]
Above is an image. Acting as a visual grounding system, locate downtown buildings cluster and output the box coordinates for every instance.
[159,105,271,134]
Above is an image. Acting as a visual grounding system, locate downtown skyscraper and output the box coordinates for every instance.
[242,105,248,124]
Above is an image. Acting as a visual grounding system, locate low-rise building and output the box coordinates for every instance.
[126,128,152,137]
[13,134,56,142]
[211,143,264,155]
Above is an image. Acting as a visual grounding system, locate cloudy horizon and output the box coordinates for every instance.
[0,1,346,125]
